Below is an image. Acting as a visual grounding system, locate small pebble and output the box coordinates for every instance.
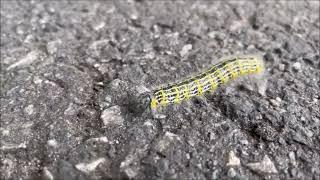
[246,155,278,174]
[25,104,34,115]
[123,168,138,179]
[7,50,45,70]
[179,44,192,57]
[247,44,255,50]
[101,106,124,126]
[227,168,237,178]
[292,62,301,71]
[227,150,241,166]
[47,40,62,55]
[212,169,219,179]
[278,63,285,71]
[155,132,180,152]
[270,97,281,107]
[289,151,297,166]
[290,168,298,177]
[47,139,58,148]
[186,153,190,160]
[75,158,106,174]
[93,22,105,31]
[208,31,216,38]
[278,137,286,145]
[43,167,54,180]
[1,128,10,136]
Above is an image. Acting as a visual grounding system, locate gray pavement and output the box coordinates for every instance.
[1,1,319,179]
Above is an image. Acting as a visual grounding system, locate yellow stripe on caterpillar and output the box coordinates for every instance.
[208,74,218,92]
[173,86,180,103]
[194,79,203,95]
[159,89,168,106]
[183,84,191,99]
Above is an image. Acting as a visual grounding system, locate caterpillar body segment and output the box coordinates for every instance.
[150,56,264,109]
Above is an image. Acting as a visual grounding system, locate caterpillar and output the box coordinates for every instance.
[150,55,264,109]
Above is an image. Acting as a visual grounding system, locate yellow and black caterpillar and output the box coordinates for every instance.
[150,56,264,109]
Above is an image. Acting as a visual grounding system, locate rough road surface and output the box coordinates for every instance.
[1,1,319,179]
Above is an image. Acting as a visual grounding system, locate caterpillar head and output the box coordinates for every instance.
[138,93,152,110]
[150,98,158,109]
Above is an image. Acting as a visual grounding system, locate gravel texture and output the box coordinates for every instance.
[1,1,319,180]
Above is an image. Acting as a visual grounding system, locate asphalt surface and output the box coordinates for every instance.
[1,1,319,180]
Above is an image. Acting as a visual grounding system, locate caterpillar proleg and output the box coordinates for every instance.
[150,55,264,109]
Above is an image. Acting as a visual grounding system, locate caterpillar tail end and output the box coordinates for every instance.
[255,56,265,73]
[256,66,263,73]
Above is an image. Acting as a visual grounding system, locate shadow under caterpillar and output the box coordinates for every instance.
[150,55,265,109]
